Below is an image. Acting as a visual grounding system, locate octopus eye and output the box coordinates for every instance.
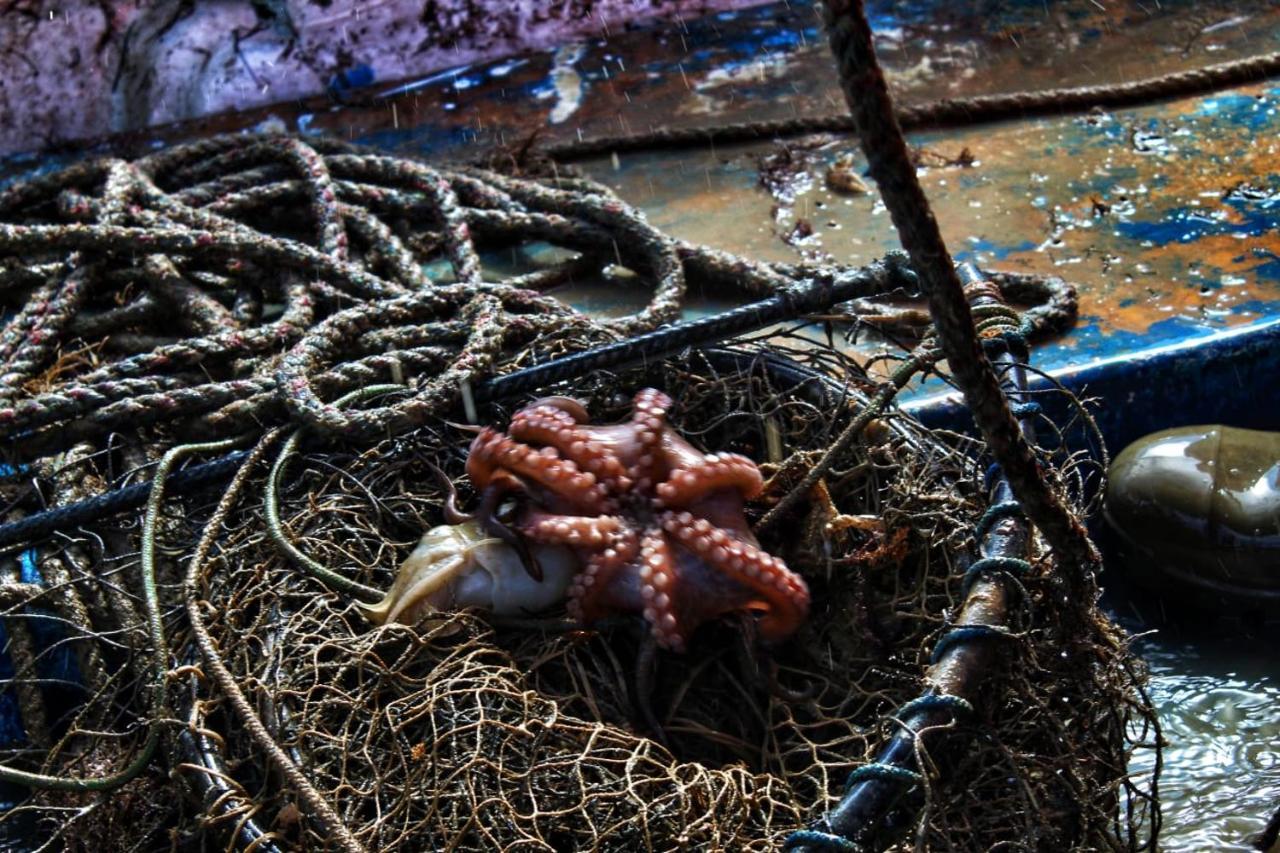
[496,499,521,523]
[528,395,590,424]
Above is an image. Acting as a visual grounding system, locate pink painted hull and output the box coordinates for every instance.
[1,0,761,157]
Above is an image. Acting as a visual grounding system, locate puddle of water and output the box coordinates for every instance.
[1117,598,1280,852]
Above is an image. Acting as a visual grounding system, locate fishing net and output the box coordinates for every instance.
[0,136,1157,851]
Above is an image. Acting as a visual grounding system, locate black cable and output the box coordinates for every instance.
[0,450,251,550]
[479,256,909,402]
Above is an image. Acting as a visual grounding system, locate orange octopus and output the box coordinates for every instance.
[466,389,810,652]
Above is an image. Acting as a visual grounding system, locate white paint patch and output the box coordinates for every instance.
[681,52,789,116]
[488,58,528,77]
[883,55,936,89]
[549,43,588,124]
[377,65,471,100]
[1202,15,1251,34]
[252,115,289,135]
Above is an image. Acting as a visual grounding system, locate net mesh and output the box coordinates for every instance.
[0,137,1157,851]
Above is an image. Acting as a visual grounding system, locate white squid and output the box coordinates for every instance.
[359,521,578,626]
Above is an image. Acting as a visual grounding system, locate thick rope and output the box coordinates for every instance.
[546,49,1280,160]
[183,429,368,853]
[819,0,1099,579]
[0,254,1085,548]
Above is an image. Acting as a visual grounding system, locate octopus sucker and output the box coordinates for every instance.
[524,395,591,424]
[466,388,811,650]
[511,408,631,494]
[519,509,621,549]
[467,433,606,513]
[360,521,577,626]
[653,453,763,507]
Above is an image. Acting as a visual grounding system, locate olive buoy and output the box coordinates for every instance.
[1103,425,1280,606]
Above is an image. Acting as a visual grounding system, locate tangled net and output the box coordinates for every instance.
[0,136,1156,851]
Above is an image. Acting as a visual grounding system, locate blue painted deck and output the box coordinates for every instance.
[5,1,1280,397]
[220,0,1279,421]
[905,316,1280,452]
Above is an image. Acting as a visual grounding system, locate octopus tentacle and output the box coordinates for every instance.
[655,452,764,507]
[525,395,591,424]
[636,527,685,652]
[427,462,473,524]
[468,430,609,512]
[569,527,639,623]
[464,427,508,489]
[629,389,672,493]
[465,387,808,652]
[519,509,622,550]
[509,405,632,497]
[476,479,544,582]
[661,511,810,643]
[509,404,577,436]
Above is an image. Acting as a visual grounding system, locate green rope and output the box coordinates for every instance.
[962,556,1035,597]
[0,436,246,791]
[968,304,1023,326]
[264,384,406,603]
[973,501,1026,541]
[846,763,922,787]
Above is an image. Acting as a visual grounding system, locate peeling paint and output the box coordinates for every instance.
[549,44,588,125]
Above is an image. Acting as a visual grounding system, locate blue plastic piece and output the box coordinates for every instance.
[328,63,377,97]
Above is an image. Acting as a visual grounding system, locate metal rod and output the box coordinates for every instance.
[787,263,1039,851]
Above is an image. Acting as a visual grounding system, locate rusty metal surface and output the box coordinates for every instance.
[585,81,1280,376]
[2,6,1278,848]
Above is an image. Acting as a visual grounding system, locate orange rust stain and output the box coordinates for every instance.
[578,60,1280,351]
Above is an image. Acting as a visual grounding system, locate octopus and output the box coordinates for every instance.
[465,389,810,652]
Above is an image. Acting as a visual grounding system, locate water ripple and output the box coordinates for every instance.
[1130,635,1280,852]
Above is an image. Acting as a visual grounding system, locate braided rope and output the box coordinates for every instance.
[0,136,704,456]
[546,49,1280,161]
[0,132,1102,851]
[0,134,963,464]
[181,429,368,853]
[820,0,1099,579]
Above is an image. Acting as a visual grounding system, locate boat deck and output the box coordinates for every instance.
[6,2,1280,418]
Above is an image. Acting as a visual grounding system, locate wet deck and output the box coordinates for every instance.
[2,3,1278,848]
[6,2,1280,396]
[141,0,1277,400]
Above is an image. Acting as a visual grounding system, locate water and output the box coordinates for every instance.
[1120,600,1280,851]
